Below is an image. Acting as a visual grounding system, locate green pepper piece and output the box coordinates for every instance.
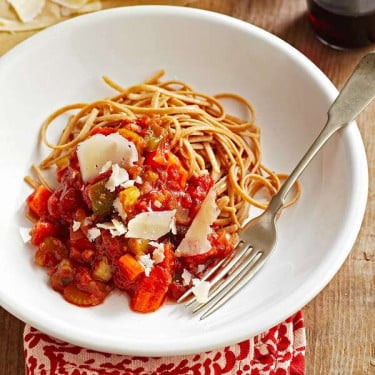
[88,179,116,216]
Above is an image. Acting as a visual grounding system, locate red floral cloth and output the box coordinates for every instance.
[23,311,305,375]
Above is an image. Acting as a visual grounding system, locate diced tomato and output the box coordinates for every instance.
[168,281,188,300]
[74,266,112,300]
[48,167,84,222]
[158,242,175,284]
[113,267,135,291]
[27,185,52,219]
[100,231,126,262]
[187,174,213,201]
[130,266,170,313]
[185,174,214,218]
[68,228,94,252]
[31,221,60,246]
[48,185,83,222]
[90,127,117,136]
[145,149,188,188]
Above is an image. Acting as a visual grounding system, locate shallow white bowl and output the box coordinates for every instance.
[0,6,368,355]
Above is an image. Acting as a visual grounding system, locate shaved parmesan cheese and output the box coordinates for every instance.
[111,219,127,236]
[72,220,81,232]
[7,0,45,22]
[87,227,100,242]
[100,161,112,174]
[197,264,206,273]
[50,0,89,9]
[181,269,193,286]
[113,197,127,221]
[171,215,177,235]
[175,188,219,257]
[77,133,138,183]
[149,242,165,264]
[105,164,129,192]
[192,278,211,303]
[121,180,135,189]
[126,210,176,240]
[97,219,127,237]
[60,1,101,16]
[83,217,92,226]
[138,254,154,277]
[19,227,31,243]
[0,17,54,32]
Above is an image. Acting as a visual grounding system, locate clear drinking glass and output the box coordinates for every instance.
[307,0,375,48]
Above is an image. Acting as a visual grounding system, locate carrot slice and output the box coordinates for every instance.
[31,221,59,246]
[118,253,145,282]
[130,267,169,313]
[27,185,52,218]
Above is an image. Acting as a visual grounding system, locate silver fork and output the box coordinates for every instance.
[178,52,375,320]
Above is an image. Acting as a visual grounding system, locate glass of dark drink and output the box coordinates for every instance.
[307,0,375,49]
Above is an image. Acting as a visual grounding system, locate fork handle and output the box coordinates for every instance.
[268,52,375,214]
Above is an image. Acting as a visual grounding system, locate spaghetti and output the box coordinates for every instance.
[28,70,300,232]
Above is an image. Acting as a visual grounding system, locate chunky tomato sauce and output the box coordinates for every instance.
[26,116,235,312]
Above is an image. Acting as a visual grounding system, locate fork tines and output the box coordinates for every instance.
[177,242,264,320]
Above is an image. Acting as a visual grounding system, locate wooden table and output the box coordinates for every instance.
[1,1,374,374]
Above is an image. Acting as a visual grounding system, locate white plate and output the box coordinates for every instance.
[0,6,368,355]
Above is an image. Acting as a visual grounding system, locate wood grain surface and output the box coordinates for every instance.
[1,1,374,374]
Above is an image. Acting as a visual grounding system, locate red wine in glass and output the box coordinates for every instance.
[307,0,375,48]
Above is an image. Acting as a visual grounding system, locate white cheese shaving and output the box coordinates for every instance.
[149,241,165,264]
[105,164,129,192]
[121,179,135,189]
[135,176,143,184]
[60,1,101,16]
[111,218,127,236]
[87,227,101,242]
[197,264,206,273]
[100,160,112,174]
[181,269,193,286]
[7,0,45,22]
[77,133,138,183]
[138,254,154,277]
[113,197,127,222]
[0,16,56,32]
[19,227,31,243]
[175,188,219,257]
[126,210,176,240]
[191,278,211,303]
[50,0,89,9]
[83,217,92,226]
[72,220,81,232]
[97,219,127,237]
[171,215,177,235]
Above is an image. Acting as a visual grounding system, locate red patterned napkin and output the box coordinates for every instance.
[23,311,305,375]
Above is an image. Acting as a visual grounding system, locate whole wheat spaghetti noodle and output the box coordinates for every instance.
[28,71,300,233]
